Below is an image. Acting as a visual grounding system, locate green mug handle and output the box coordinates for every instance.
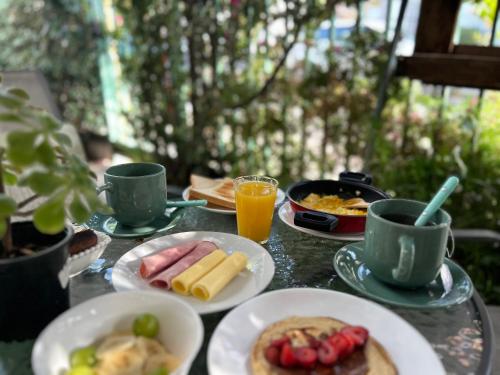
[96,182,113,195]
[392,235,415,282]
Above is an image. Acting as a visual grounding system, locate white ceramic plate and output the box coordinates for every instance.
[278,201,365,241]
[182,187,286,215]
[69,230,111,277]
[207,288,445,375]
[112,231,275,314]
[32,290,203,375]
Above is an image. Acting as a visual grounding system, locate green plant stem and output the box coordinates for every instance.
[0,150,13,256]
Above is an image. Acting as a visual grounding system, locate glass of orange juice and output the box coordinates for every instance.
[234,175,278,244]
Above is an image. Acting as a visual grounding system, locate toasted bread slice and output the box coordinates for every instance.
[189,175,236,209]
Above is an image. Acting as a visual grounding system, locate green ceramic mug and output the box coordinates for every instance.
[364,199,452,288]
[96,163,206,227]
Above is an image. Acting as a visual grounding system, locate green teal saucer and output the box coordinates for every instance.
[333,241,474,309]
[85,209,183,239]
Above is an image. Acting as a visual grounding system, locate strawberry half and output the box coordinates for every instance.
[339,332,356,356]
[317,340,338,366]
[271,336,291,348]
[280,342,298,367]
[265,346,281,366]
[295,347,317,369]
[307,336,322,349]
[328,333,350,358]
[341,326,369,346]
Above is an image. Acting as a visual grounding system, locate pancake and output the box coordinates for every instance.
[251,316,397,375]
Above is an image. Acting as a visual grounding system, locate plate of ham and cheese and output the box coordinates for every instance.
[112,231,275,314]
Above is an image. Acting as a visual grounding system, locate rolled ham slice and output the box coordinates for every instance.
[149,241,217,290]
[139,240,201,278]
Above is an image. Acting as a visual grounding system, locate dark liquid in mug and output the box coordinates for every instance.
[380,213,436,226]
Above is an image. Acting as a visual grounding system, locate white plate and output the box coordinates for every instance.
[207,288,445,375]
[69,230,111,277]
[182,187,286,215]
[278,201,365,241]
[112,231,275,314]
[32,290,203,375]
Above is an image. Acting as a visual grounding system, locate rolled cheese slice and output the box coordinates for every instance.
[171,249,227,295]
[191,251,248,301]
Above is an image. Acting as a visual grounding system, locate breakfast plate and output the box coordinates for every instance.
[112,231,275,314]
[207,288,445,375]
[334,242,474,309]
[278,202,364,241]
[182,187,286,215]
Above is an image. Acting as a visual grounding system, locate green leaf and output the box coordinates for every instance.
[3,169,18,185]
[36,140,56,166]
[0,219,5,238]
[83,188,113,215]
[69,194,91,223]
[0,113,24,123]
[53,132,72,147]
[0,93,23,108]
[0,194,17,217]
[39,113,61,131]
[25,171,65,195]
[6,131,38,166]
[7,88,30,101]
[33,197,66,234]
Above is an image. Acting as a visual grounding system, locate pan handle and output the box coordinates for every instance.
[294,211,339,232]
[339,171,372,185]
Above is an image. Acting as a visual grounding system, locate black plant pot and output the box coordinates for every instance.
[0,222,73,341]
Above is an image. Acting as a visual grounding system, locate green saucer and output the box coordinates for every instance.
[333,241,474,309]
[85,209,183,239]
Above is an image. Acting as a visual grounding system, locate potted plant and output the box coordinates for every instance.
[0,76,109,341]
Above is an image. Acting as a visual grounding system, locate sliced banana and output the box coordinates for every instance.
[96,334,136,359]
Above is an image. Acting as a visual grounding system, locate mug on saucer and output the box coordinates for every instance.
[364,199,452,288]
[96,163,206,227]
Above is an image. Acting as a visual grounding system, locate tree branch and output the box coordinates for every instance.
[230,17,303,109]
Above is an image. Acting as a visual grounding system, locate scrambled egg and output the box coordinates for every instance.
[299,193,367,216]
[93,333,180,375]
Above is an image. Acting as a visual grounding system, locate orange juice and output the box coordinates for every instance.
[235,179,277,243]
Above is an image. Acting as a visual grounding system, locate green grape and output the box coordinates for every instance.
[70,346,97,367]
[147,368,169,375]
[66,366,96,375]
[133,313,160,338]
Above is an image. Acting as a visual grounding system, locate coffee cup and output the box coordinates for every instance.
[364,199,452,288]
[96,163,206,227]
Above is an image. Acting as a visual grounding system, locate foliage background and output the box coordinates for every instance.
[0,0,499,301]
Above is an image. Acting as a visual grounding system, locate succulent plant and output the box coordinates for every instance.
[0,75,110,256]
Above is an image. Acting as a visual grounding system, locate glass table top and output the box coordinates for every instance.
[1,205,492,374]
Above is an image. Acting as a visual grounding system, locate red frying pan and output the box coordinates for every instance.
[286,172,390,234]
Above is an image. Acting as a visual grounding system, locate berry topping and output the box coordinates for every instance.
[280,342,298,367]
[264,325,370,370]
[341,326,369,346]
[295,347,318,368]
[340,332,356,356]
[328,333,350,358]
[317,340,339,366]
[265,346,281,365]
[271,336,291,348]
[307,336,322,349]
